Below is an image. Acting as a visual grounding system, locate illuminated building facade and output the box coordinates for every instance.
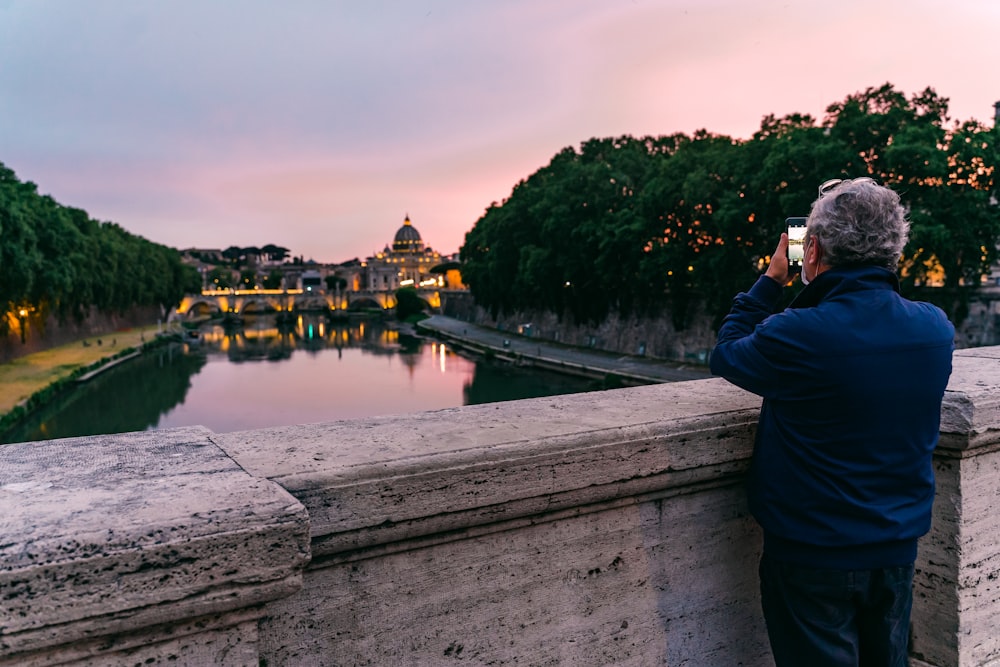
[362,216,444,291]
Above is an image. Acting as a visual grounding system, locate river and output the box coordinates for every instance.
[1,314,597,444]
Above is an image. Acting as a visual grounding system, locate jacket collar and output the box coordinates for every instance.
[789,265,900,310]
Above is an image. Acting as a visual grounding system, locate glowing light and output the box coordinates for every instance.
[439,342,446,373]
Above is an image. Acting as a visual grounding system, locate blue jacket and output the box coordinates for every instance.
[710,266,954,569]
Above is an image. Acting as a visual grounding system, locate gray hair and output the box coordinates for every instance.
[806,178,909,269]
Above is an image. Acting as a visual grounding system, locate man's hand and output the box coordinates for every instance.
[765,233,792,285]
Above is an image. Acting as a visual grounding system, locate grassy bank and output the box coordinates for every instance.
[0,325,166,433]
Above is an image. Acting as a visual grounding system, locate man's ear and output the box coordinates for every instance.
[807,237,823,265]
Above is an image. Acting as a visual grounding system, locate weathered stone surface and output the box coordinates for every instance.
[215,379,771,665]
[221,346,1000,666]
[939,349,1000,448]
[214,378,761,555]
[955,449,1000,665]
[261,482,769,667]
[3,610,261,667]
[914,449,1000,667]
[913,347,1000,667]
[912,455,961,666]
[0,426,310,662]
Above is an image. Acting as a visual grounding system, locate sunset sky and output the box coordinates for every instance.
[1,1,997,263]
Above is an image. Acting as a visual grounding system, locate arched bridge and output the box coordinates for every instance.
[174,288,441,319]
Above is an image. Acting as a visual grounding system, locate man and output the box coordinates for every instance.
[709,178,954,666]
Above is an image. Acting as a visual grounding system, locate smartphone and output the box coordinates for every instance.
[786,217,807,266]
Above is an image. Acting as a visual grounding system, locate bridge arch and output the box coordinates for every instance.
[182,299,221,319]
[347,297,384,311]
[238,298,275,315]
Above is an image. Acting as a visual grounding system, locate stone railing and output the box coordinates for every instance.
[2,347,999,666]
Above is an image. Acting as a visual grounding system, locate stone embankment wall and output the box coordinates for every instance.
[954,287,1000,348]
[1,305,161,364]
[442,288,1000,363]
[3,348,1000,665]
[441,290,717,363]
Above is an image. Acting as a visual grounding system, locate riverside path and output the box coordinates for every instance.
[416,314,711,385]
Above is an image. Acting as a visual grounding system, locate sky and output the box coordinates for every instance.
[1,1,997,264]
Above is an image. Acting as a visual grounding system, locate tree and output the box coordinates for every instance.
[462,135,685,324]
[222,246,243,266]
[0,164,42,326]
[181,264,204,295]
[325,274,347,291]
[239,269,257,290]
[207,267,234,289]
[459,85,1000,328]
[263,269,284,290]
[395,286,427,320]
[1,161,200,327]
[261,244,290,262]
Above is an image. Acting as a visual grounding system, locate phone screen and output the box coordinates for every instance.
[786,217,807,265]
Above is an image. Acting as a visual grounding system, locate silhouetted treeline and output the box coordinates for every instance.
[461,84,1000,327]
[0,162,201,327]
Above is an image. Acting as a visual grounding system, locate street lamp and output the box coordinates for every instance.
[17,307,29,344]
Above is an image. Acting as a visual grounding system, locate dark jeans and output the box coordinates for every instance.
[759,553,914,667]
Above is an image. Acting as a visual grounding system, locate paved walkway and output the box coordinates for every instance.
[417,315,711,384]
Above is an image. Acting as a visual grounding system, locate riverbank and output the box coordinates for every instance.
[416,314,711,385]
[0,325,167,435]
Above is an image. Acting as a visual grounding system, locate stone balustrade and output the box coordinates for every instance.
[2,346,1000,665]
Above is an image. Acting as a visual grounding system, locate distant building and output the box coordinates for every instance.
[362,216,444,291]
[430,255,466,290]
[301,270,323,293]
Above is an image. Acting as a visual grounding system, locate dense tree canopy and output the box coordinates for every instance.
[324,274,347,291]
[216,244,290,268]
[461,85,1000,327]
[206,266,234,289]
[1,162,200,331]
[394,286,427,321]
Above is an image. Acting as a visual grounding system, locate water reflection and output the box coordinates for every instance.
[3,315,594,443]
[2,346,207,444]
[208,315,427,361]
[462,362,598,405]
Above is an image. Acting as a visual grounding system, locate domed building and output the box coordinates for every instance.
[362,215,443,291]
[391,217,425,254]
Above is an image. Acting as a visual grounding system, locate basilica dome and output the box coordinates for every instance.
[392,215,425,253]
